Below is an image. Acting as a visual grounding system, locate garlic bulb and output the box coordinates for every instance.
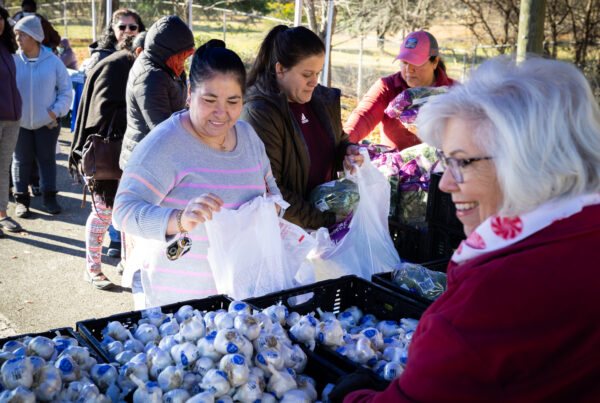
[27,356,45,373]
[253,312,273,333]
[354,335,377,366]
[182,372,202,393]
[123,337,145,354]
[264,305,288,326]
[106,340,124,357]
[174,305,195,324]
[400,318,419,333]
[2,340,24,354]
[132,380,162,403]
[383,346,408,365]
[296,374,317,401]
[142,307,166,328]
[228,301,251,315]
[266,364,297,399]
[382,361,404,381]
[376,320,403,338]
[204,310,224,333]
[234,313,260,341]
[232,373,263,403]
[115,350,137,365]
[196,332,222,362]
[133,323,159,345]
[199,369,230,398]
[255,349,284,372]
[280,388,311,403]
[219,354,249,387]
[286,312,301,327]
[0,385,36,403]
[180,316,206,342]
[26,336,54,361]
[360,328,384,350]
[117,361,148,392]
[193,357,215,377]
[260,391,278,403]
[158,335,179,352]
[214,329,250,357]
[147,346,173,380]
[315,308,336,322]
[281,344,307,373]
[289,315,317,351]
[54,354,80,382]
[214,312,237,331]
[317,320,344,348]
[90,363,118,392]
[32,364,62,401]
[162,388,190,402]
[343,306,363,324]
[159,318,180,337]
[103,321,129,342]
[253,332,281,354]
[359,314,378,328]
[186,390,215,403]
[157,365,184,391]
[337,311,357,331]
[170,342,200,368]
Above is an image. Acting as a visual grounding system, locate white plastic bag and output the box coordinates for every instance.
[308,149,400,280]
[205,195,314,299]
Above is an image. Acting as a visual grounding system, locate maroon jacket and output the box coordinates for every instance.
[344,67,454,151]
[347,204,600,402]
[0,42,21,122]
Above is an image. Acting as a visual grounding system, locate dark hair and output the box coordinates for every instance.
[97,8,145,50]
[0,6,18,54]
[431,55,447,74]
[247,25,325,92]
[21,0,36,13]
[189,39,247,94]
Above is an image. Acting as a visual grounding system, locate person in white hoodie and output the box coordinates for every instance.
[12,15,72,217]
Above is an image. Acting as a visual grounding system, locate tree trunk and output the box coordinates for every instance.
[98,0,120,37]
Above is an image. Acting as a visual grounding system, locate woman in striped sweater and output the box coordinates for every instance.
[112,40,283,308]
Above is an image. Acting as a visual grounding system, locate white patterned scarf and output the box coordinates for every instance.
[451,193,600,264]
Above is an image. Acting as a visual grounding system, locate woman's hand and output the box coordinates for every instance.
[167,193,224,235]
[343,144,365,175]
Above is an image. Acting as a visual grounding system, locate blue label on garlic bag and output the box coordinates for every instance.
[383,337,394,344]
[98,364,110,375]
[226,343,238,353]
[233,355,244,365]
[234,303,246,311]
[58,358,73,373]
[364,329,376,338]
[181,352,188,366]
[206,331,216,341]
[216,370,228,379]
[339,312,352,319]
[286,368,295,376]
[318,332,325,342]
[257,353,266,365]
[307,315,317,326]
[367,357,377,366]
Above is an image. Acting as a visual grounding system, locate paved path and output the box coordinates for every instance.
[0,127,133,338]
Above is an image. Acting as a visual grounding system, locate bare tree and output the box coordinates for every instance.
[565,0,600,67]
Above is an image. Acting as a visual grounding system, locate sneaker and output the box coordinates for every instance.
[42,192,61,215]
[31,185,41,197]
[117,260,125,275]
[83,270,115,290]
[0,217,23,232]
[15,203,31,218]
[107,241,121,258]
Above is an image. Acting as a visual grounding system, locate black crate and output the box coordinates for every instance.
[0,327,106,363]
[429,223,465,260]
[245,275,425,387]
[76,295,233,363]
[372,259,449,307]
[389,218,431,263]
[426,173,463,230]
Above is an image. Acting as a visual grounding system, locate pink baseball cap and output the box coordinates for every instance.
[394,30,439,66]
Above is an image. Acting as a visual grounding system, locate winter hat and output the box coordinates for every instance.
[14,15,44,43]
[394,30,439,66]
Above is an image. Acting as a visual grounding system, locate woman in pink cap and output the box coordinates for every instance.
[344,30,456,151]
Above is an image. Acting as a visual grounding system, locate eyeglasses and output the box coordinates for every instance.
[435,150,493,183]
[117,24,138,31]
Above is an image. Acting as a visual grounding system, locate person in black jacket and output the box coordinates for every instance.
[119,15,194,169]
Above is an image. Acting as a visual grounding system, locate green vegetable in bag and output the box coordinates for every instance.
[309,178,360,216]
[392,262,447,300]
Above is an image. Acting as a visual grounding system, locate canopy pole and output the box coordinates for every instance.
[294,0,303,26]
[188,0,193,30]
[106,0,111,27]
[321,0,334,86]
[91,0,96,42]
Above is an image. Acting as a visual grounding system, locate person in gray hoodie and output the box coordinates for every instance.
[12,15,72,217]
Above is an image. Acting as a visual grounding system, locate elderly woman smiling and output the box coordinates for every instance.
[344,56,600,401]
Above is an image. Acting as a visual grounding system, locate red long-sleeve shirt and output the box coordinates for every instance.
[346,204,600,402]
[344,68,455,151]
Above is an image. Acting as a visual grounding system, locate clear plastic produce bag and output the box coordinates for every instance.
[308,149,401,280]
[205,195,314,299]
[309,178,360,217]
[392,262,447,300]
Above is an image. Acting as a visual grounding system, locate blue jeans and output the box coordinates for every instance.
[11,124,61,194]
[108,224,121,243]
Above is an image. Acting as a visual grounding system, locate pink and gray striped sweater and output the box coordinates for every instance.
[113,111,281,307]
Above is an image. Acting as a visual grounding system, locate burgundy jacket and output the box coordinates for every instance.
[0,42,22,122]
[347,204,600,402]
[344,67,454,151]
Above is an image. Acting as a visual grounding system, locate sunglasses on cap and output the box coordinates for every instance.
[117,24,138,31]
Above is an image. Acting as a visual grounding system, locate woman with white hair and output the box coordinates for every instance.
[337,56,600,401]
[12,15,72,217]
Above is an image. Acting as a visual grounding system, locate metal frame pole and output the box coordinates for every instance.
[106,0,111,27]
[91,0,96,42]
[294,0,303,26]
[321,0,334,86]
[188,0,193,30]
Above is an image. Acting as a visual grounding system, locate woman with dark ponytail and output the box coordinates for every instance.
[242,25,363,230]
[112,40,283,308]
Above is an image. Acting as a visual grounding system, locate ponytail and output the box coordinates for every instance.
[190,39,246,94]
[247,25,324,92]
